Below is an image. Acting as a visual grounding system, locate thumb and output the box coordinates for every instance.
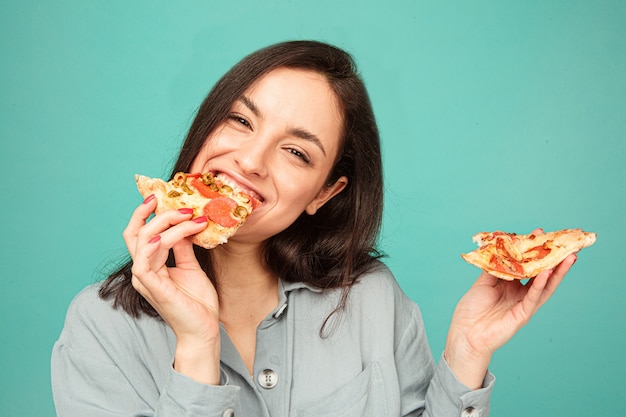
[172,239,201,269]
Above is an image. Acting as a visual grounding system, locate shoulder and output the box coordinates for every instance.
[350,262,417,311]
[61,283,113,331]
[345,262,424,331]
[62,283,129,334]
[57,282,172,357]
[64,282,114,317]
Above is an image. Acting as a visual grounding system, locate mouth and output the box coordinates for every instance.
[213,171,264,206]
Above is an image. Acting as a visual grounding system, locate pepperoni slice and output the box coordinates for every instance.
[203,197,240,228]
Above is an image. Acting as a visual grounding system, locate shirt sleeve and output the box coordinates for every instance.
[390,283,494,417]
[423,353,495,417]
[51,285,240,417]
[157,369,241,416]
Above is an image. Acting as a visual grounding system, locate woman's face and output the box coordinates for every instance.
[190,67,347,244]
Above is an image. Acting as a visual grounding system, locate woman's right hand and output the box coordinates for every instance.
[123,194,221,385]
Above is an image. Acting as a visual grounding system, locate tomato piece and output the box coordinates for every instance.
[191,178,222,199]
[489,254,524,276]
[249,196,262,210]
[495,237,511,258]
[523,243,552,260]
[490,238,525,276]
[489,254,509,274]
[510,259,524,275]
[203,197,240,228]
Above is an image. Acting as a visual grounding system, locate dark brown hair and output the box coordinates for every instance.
[100,40,384,324]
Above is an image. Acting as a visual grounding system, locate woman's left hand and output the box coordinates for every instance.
[444,249,577,389]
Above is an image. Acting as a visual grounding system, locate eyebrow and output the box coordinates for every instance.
[238,95,260,117]
[237,95,327,156]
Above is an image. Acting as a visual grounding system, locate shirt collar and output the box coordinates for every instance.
[263,279,322,322]
[280,279,323,296]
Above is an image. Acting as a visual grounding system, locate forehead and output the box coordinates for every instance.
[244,67,338,104]
[241,67,344,150]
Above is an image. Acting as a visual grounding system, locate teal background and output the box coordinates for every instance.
[1,1,624,416]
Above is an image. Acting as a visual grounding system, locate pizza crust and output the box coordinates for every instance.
[135,173,255,249]
[461,229,596,280]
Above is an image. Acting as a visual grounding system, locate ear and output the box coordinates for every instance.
[305,176,348,215]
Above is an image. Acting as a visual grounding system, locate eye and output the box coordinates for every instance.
[287,147,311,164]
[226,113,252,129]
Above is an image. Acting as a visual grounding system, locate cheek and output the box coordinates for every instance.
[189,135,227,172]
[276,159,337,206]
[278,179,324,212]
[189,156,205,173]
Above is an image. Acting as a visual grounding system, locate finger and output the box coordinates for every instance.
[521,253,575,317]
[153,214,207,245]
[132,212,207,287]
[132,234,164,275]
[123,195,158,257]
[538,253,576,304]
[139,216,207,272]
[554,253,577,275]
[127,208,193,270]
[133,209,204,260]
[172,237,202,269]
[513,269,551,322]
[474,271,500,287]
[130,234,165,298]
[135,208,194,241]
[131,234,192,309]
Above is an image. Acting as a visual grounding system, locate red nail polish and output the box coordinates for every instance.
[178,208,194,215]
[192,216,207,224]
[572,254,578,265]
[148,235,161,244]
[143,194,156,204]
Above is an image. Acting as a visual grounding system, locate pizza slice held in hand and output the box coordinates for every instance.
[135,172,261,249]
[461,228,596,280]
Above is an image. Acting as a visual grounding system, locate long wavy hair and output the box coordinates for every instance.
[100,40,384,328]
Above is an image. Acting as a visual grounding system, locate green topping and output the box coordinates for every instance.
[181,183,194,195]
[173,172,187,186]
[201,172,215,185]
[233,206,248,219]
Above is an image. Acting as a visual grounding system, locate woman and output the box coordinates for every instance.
[52,40,576,416]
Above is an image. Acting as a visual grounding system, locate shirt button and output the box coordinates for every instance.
[257,369,279,389]
[221,409,234,417]
[461,406,480,417]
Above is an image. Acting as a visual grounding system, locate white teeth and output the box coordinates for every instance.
[215,173,263,202]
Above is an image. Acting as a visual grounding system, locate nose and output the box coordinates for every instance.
[234,136,269,178]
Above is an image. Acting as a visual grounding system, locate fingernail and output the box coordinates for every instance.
[148,235,161,244]
[178,208,194,215]
[572,254,578,265]
[192,216,207,224]
[143,194,156,204]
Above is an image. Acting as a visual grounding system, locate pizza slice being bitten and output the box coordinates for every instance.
[461,228,596,280]
[135,172,261,249]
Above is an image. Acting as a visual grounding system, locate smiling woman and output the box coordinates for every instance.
[191,67,348,241]
[51,40,579,417]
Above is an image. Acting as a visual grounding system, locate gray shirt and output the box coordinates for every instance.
[52,264,493,416]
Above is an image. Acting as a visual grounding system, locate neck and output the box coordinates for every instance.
[211,241,279,320]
